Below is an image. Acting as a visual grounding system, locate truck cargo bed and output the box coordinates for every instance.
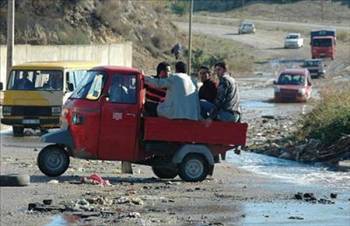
[143,117,248,146]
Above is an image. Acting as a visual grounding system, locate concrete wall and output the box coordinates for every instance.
[0,42,132,85]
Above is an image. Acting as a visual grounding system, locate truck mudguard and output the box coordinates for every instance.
[172,144,214,165]
[40,129,74,149]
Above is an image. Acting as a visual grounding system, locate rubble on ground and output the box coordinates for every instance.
[247,115,350,166]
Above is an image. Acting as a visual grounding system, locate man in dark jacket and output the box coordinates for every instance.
[198,66,217,119]
[212,62,241,122]
[198,66,217,103]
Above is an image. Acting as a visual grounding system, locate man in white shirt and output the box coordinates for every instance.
[144,61,200,120]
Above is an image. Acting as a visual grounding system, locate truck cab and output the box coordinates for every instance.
[38,66,248,182]
[310,29,336,60]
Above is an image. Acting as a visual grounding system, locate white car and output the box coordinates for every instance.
[238,22,256,34]
[284,33,304,48]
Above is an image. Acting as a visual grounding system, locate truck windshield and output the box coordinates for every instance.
[70,70,106,100]
[278,74,305,85]
[312,38,332,47]
[7,70,63,91]
[304,61,320,66]
[286,35,299,39]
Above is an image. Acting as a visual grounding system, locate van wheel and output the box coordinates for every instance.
[179,154,209,182]
[40,128,48,135]
[37,145,70,177]
[13,126,24,137]
[152,166,178,179]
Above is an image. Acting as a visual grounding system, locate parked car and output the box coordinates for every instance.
[0,61,97,137]
[273,68,312,102]
[284,33,304,48]
[238,21,256,34]
[302,59,326,78]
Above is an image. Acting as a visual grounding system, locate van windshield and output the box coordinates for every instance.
[286,35,299,39]
[8,70,63,91]
[278,73,305,85]
[70,70,106,100]
[312,38,332,47]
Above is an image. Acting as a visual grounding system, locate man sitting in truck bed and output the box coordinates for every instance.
[144,61,201,120]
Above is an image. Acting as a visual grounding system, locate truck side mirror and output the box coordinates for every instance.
[67,83,74,92]
[273,80,277,85]
[0,82,3,91]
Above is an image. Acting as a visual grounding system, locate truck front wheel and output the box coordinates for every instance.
[179,154,209,182]
[37,145,70,177]
[152,166,178,179]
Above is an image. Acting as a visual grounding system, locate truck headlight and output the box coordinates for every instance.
[298,88,306,95]
[3,106,12,116]
[51,106,61,116]
[274,87,280,92]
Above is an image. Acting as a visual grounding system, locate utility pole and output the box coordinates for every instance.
[7,0,15,81]
[321,0,324,22]
[187,0,193,75]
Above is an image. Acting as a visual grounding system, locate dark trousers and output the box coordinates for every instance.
[144,101,158,117]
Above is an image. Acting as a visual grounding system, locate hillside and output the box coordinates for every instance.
[1,0,349,73]
[194,0,350,25]
[0,0,180,73]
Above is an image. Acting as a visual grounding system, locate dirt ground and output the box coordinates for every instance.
[1,130,349,226]
[1,9,350,226]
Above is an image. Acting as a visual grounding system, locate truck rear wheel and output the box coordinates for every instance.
[178,154,209,182]
[13,126,24,137]
[152,166,178,179]
[37,145,70,177]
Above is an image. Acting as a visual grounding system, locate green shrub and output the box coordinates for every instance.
[337,31,350,43]
[296,87,350,145]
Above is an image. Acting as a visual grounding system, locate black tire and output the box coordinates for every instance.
[178,154,209,182]
[40,128,49,135]
[152,166,178,179]
[13,126,24,137]
[0,174,30,186]
[37,145,70,177]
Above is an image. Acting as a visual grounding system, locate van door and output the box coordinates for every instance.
[98,74,140,161]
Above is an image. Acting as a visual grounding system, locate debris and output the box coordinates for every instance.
[318,198,334,205]
[0,174,30,186]
[288,216,304,220]
[330,193,337,199]
[28,202,66,212]
[262,115,275,119]
[131,197,144,205]
[43,199,53,205]
[115,196,130,204]
[48,179,59,184]
[81,173,110,186]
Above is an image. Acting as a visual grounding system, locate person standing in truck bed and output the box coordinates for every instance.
[144,62,171,116]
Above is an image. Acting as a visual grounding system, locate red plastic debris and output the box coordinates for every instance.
[81,173,111,186]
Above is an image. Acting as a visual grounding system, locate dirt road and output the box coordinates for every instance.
[1,129,349,226]
[175,20,350,76]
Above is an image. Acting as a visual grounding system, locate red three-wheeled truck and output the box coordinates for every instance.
[37,66,248,182]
